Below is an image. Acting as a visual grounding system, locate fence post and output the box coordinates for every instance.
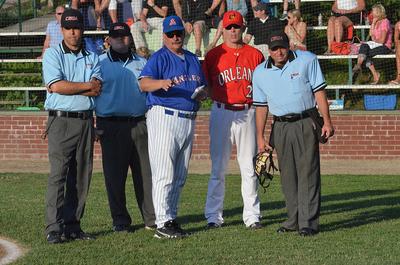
[25,90,29,106]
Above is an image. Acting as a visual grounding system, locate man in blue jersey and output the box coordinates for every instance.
[139,15,207,239]
[42,8,102,244]
[253,31,334,237]
[95,22,156,233]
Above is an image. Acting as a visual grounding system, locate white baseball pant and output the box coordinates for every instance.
[147,105,195,228]
[205,102,261,227]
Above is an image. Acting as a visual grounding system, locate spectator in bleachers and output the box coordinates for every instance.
[325,0,365,55]
[284,9,306,51]
[71,0,110,29]
[130,0,169,53]
[207,0,248,51]
[102,0,136,24]
[389,21,400,85]
[280,0,301,21]
[243,2,285,57]
[352,4,392,85]
[173,0,208,57]
[38,5,65,58]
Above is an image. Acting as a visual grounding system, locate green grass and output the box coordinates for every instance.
[0,173,399,264]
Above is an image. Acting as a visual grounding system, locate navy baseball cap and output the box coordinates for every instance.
[61,8,83,29]
[163,15,184,33]
[109,22,131,37]
[267,31,289,49]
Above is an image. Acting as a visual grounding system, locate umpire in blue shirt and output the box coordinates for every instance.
[42,8,102,244]
[95,22,156,232]
[253,31,334,236]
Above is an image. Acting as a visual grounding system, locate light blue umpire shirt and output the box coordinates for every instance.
[95,49,147,117]
[42,41,102,112]
[252,50,327,116]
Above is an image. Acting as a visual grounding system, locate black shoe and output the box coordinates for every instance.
[64,230,95,241]
[277,226,297,234]
[206,222,221,229]
[248,222,262,230]
[46,231,63,244]
[112,224,130,232]
[145,225,157,231]
[154,220,189,239]
[298,228,318,237]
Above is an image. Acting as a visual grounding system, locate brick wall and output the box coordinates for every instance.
[1,111,399,161]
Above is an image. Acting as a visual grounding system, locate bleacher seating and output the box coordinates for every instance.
[1,0,399,109]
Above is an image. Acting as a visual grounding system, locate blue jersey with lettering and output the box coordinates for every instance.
[139,46,206,112]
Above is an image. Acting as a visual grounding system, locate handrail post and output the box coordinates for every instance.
[18,0,22,32]
[25,90,29,106]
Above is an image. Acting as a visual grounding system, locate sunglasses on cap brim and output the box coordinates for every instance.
[165,31,184,38]
[225,24,241,30]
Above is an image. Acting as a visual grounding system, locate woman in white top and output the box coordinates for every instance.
[284,9,307,51]
[325,0,365,54]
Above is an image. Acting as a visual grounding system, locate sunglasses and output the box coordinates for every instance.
[165,31,184,38]
[225,24,241,30]
[63,26,82,30]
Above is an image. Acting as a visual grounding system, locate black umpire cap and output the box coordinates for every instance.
[61,9,83,29]
[267,31,290,50]
[109,22,131,38]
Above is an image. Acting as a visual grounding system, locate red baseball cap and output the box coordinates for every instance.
[222,10,243,28]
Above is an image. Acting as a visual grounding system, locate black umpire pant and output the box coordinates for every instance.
[273,117,321,231]
[96,117,155,227]
[45,115,94,235]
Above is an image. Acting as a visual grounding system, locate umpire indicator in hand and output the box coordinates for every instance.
[253,31,334,237]
[42,8,102,244]
[139,15,207,239]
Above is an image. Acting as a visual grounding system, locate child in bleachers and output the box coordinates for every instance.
[389,21,400,85]
[325,0,365,54]
[284,9,306,50]
[352,4,392,85]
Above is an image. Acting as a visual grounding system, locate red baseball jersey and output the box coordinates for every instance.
[202,43,264,105]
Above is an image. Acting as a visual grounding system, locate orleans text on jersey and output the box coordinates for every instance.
[217,66,253,86]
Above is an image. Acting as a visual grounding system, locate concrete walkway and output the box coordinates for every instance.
[0,159,399,175]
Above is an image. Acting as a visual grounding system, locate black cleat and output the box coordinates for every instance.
[113,224,131,232]
[298,228,318,237]
[206,222,221,229]
[64,230,95,241]
[248,222,262,230]
[46,231,63,244]
[154,220,189,239]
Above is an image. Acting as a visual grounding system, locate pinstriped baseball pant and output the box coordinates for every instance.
[205,103,261,226]
[147,105,195,228]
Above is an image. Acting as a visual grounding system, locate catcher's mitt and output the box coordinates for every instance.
[253,151,278,192]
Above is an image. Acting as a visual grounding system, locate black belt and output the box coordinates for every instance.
[273,111,310,123]
[48,110,93,120]
[216,102,251,111]
[96,116,146,122]
[164,109,197,120]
